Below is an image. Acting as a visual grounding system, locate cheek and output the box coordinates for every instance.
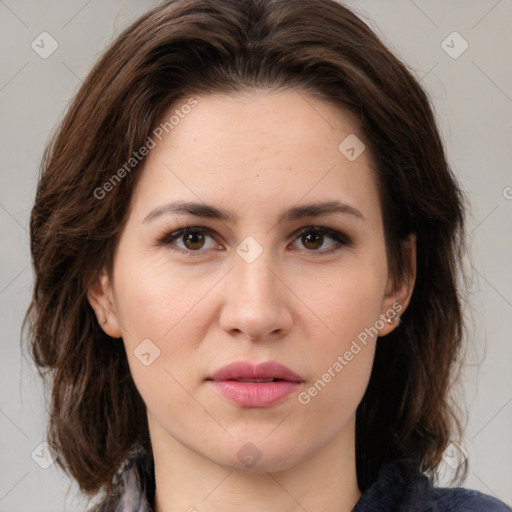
[112,257,210,413]
[111,249,224,405]
[297,278,381,419]
[298,342,376,431]
[294,259,386,408]
[304,258,388,347]
[113,247,215,343]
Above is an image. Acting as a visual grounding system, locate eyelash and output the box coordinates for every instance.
[157,226,351,256]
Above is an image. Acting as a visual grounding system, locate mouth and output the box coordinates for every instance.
[206,360,304,383]
[226,378,282,383]
[206,361,304,407]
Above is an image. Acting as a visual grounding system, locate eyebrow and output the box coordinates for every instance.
[142,199,365,224]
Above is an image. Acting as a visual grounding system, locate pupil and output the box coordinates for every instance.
[304,232,322,250]
[185,232,204,250]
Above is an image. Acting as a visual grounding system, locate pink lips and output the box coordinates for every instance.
[206,361,304,407]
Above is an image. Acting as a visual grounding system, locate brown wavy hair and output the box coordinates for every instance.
[24,0,469,503]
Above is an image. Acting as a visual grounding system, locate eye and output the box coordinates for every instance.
[158,225,350,256]
[159,227,221,253]
[290,226,350,254]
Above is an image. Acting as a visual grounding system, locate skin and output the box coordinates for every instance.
[88,88,416,512]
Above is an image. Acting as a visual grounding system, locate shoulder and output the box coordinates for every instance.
[353,459,511,512]
[420,485,512,512]
[399,470,511,512]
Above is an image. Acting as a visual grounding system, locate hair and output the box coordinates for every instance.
[24,0,470,509]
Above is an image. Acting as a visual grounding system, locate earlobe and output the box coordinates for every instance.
[86,270,123,338]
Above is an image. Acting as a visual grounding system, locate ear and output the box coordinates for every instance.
[86,269,123,338]
[377,233,417,337]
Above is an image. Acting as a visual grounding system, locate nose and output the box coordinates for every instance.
[218,249,293,342]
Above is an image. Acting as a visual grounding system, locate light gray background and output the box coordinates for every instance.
[0,0,511,510]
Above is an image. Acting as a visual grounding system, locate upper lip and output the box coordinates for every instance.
[207,361,304,382]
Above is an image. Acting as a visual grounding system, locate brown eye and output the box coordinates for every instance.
[160,227,220,253]
[182,231,206,250]
[292,227,350,254]
[302,231,324,250]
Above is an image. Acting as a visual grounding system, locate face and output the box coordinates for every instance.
[89,88,414,474]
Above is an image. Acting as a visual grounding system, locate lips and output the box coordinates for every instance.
[207,361,303,383]
[206,361,304,407]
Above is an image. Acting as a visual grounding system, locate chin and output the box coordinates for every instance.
[207,435,307,474]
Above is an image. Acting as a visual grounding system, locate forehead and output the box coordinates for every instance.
[128,88,381,225]
[161,88,361,154]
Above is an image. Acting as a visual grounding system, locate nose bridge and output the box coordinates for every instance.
[231,242,279,303]
[219,240,292,340]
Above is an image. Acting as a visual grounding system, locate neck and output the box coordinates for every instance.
[152,416,361,512]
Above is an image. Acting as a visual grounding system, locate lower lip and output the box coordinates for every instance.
[207,380,302,407]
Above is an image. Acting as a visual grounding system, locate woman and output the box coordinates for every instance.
[24,0,511,511]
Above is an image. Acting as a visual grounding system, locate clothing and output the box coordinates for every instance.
[95,451,511,512]
[351,459,511,512]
